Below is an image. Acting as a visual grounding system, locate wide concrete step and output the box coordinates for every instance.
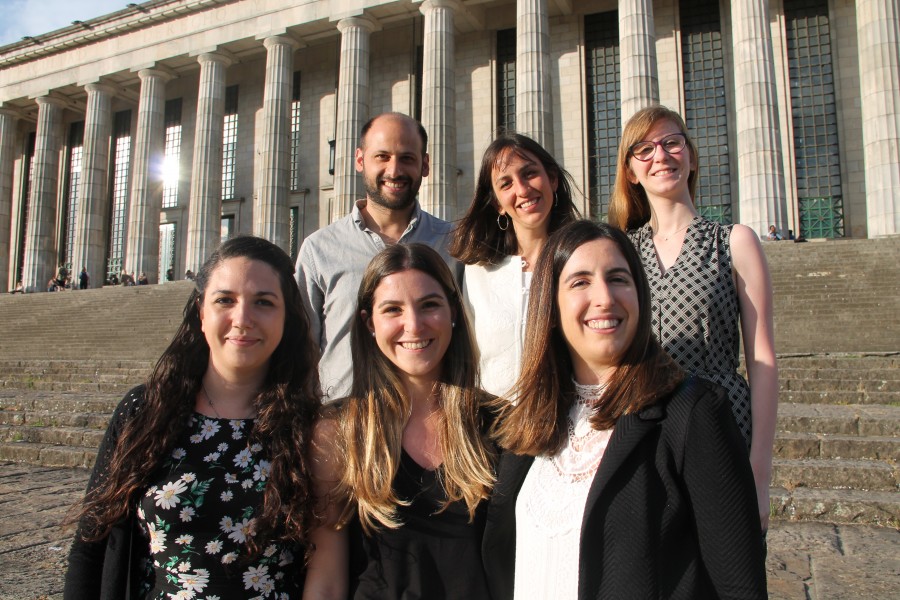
[778,389,897,405]
[0,390,124,414]
[772,458,898,491]
[0,441,97,468]
[770,487,900,527]
[0,408,111,429]
[779,377,900,393]
[776,354,900,370]
[0,423,106,447]
[777,403,900,437]
[775,432,900,460]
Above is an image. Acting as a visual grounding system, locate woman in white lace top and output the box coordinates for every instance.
[483,220,766,600]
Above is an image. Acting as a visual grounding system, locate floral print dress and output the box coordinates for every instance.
[136,414,302,600]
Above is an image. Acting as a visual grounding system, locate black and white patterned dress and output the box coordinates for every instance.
[629,216,752,445]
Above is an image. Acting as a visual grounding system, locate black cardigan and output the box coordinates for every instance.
[482,376,767,600]
[64,386,148,600]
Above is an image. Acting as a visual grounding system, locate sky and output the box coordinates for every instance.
[0,0,128,47]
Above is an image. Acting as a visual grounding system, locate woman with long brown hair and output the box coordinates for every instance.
[483,220,766,599]
[608,105,778,530]
[449,133,578,398]
[64,236,329,599]
[319,243,496,598]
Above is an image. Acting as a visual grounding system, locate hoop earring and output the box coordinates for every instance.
[497,213,510,231]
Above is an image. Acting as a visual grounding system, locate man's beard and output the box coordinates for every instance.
[364,174,421,211]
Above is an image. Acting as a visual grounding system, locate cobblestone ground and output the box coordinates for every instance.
[1,462,898,599]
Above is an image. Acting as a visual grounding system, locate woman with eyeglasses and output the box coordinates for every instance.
[449,133,578,398]
[608,105,778,532]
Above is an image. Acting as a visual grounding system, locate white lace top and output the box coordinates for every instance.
[513,382,614,600]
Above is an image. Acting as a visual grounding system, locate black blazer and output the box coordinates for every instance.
[482,377,767,600]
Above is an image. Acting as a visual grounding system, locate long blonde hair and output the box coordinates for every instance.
[608,105,700,231]
[334,244,496,532]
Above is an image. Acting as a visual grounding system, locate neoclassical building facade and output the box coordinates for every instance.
[0,0,897,291]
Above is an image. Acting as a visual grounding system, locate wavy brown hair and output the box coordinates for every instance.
[71,235,321,556]
[334,243,495,532]
[449,132,579,265]
[607,105,700,231]
[493,221,684,455]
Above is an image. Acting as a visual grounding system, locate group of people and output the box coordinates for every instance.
[66,107,776,599]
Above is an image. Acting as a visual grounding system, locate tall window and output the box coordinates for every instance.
[222,85,239,201]
[414,46,424,122]
[680,0,732,223]
[496,28,516,133]
[585,12,620,220]
[63,121,85,269]
[162,99,182,209]
[158,222,176,282]
[290,72,302,192]
[785,0,843,238]
[107,110,132,281]
[15,133,36,283]
[289,205,300,262]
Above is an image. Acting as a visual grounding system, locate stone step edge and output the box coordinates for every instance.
[770,486,900,527]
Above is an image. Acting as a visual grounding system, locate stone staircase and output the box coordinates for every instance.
[0,240,898,526]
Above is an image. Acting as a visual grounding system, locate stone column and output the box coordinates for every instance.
[22,96,66,291]
[419,0,457,219]
[186,51,232,272]
[125,68,173,284]
[71,83,115,288]
[255,35,298,249]
[731,0,788,235]
[619,0,659,123]
[516,0,554,148]
[857,0,900,237]
[334,16,376,221]
[0,109,18,293]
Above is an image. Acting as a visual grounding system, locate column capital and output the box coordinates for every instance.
[419,0,462,14]
[261,34,302,51]
[84,82,118,97]
[34,95,69,109]
[0,107,22,120]
[136,66,177,82]
[336,15,379,35]
[194,50,235,68]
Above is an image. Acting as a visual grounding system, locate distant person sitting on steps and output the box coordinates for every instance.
[79,268,89,290]
[10,281,24,294]
[766,225,783,241]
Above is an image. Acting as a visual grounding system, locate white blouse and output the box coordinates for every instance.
[513,382,614,600]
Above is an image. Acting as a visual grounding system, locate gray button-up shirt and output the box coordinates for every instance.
[296,199,459,401]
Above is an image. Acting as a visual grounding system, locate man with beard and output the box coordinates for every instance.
[297,112,459,400]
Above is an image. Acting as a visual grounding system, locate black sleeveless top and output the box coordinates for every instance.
[348,449,491,600]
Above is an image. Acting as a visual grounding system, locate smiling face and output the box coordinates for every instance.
[492,148,558,241]
[356,114,430,211]
[199,257,285,381]
[626,118,694,204]
[365,268,454,389]
[556,238,640,385]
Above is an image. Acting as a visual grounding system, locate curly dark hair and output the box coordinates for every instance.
[73,235,322,556]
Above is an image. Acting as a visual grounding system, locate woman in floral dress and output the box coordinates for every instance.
[65,236,336,599]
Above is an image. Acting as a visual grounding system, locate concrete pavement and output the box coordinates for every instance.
[1,462,897,599]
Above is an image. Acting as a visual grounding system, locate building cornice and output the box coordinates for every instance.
[0,0,242,69]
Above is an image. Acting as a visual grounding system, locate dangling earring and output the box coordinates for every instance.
[451,321,456,328]
[497,213,510,231]
[554,191,559,208]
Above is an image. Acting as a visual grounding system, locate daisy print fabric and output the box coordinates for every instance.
[136,414,301,599]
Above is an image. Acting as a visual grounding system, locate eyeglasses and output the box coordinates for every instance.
[628,133,687,162]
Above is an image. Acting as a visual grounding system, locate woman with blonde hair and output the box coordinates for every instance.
[608,105,778,530]
[449,133,579,398]
[483,220,767,599]
[315,243,496,598]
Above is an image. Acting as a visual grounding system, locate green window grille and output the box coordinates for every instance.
[62,121,85,270]
[15,132,36,283]
[290,72,302,192]
[585,11,620,221]
[162,99,182,209]
[222,85,239,201]
[799,196,844,238]
[107,110,132,282]
[680,0,732,224]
